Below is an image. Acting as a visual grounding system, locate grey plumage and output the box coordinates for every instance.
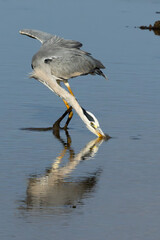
[20,29,107,81]
[20,29,106,137]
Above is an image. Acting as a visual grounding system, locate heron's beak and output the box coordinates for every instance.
[95,127,105,139]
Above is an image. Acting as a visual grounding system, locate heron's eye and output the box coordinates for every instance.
[44,58,52,64]
[90,122,96,129]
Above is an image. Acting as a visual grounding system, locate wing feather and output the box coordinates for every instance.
[19,29,53,44]
[43,50,104,79]
[20,29,82,49]
[20,29,107,80]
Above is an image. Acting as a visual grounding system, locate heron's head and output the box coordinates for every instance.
[82,108,105,138]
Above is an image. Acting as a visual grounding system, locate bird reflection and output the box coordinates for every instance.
[20,122,109,211]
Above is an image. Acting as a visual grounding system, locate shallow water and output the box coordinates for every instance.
[1,0,160,239]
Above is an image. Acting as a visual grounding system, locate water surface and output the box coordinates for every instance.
[0,0,160,239]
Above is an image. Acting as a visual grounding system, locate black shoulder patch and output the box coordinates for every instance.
[82,108,94,122]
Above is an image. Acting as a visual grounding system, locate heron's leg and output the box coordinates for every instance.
[55,80,74,129]
[53,107,72,129]
[64,82,75,96]
[63,81,76,128]
[62,99,73,126]
[56,80,73,122]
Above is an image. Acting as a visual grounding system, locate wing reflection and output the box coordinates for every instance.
[20,126,109,210]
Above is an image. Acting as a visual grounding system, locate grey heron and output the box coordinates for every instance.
[19,29,107,138]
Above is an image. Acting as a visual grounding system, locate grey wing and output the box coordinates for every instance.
[43,49,105,80]
[44,36,83,49]
[19,29,53,44]
[19,29,82,49]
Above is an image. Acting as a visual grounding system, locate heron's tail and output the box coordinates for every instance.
[94,69,108,80]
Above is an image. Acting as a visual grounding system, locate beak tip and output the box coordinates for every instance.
[97,129,111,140]
[104,133,112,140]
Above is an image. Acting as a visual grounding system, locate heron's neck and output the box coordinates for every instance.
[31,68,86,123]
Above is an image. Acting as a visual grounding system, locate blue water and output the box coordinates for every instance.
[0,0,160,239]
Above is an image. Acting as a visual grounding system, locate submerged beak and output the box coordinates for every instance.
[95,127,105,139]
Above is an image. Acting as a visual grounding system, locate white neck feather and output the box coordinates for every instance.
[31,67,87,124]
